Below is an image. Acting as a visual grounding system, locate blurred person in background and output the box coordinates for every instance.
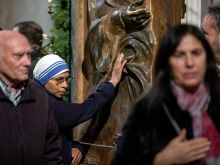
[202,2,220,75]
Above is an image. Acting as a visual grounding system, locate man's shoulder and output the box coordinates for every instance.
[28,79,44,88]
[27,79,47,95]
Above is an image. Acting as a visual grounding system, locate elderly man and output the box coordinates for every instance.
[13,21,45,78]
[0,30,62,165]
[201,2,220,72]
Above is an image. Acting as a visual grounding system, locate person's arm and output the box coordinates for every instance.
[44,102,62,165]
[51,54,127,128]
[51,82,114,128]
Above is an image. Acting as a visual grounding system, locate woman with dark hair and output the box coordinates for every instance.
[111,24,220,165]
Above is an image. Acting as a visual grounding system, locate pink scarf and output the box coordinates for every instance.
[170,81,220,165]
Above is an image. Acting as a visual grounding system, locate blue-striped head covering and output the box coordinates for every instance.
[33,54,69,85]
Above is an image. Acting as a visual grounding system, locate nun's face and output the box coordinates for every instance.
[44,71,70,98]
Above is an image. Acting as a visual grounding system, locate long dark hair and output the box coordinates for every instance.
[146,24,218,108]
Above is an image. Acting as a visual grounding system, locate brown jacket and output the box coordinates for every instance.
[0,79,62,165]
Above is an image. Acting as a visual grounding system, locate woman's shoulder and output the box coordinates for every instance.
[130,92,160,120]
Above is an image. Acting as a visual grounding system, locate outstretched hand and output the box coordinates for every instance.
[109,53,127,87]
[154,129,211,165]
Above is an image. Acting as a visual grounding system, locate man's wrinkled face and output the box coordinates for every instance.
[202,14,220,63]
[0,34,31,85]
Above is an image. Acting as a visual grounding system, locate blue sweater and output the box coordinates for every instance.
[48,82,115,165]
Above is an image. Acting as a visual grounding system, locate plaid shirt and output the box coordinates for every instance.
[0,78,24,106]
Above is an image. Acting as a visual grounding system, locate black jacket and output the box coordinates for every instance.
[0,80,62,165]
[112,86,220,165]
[49,82,115,165]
